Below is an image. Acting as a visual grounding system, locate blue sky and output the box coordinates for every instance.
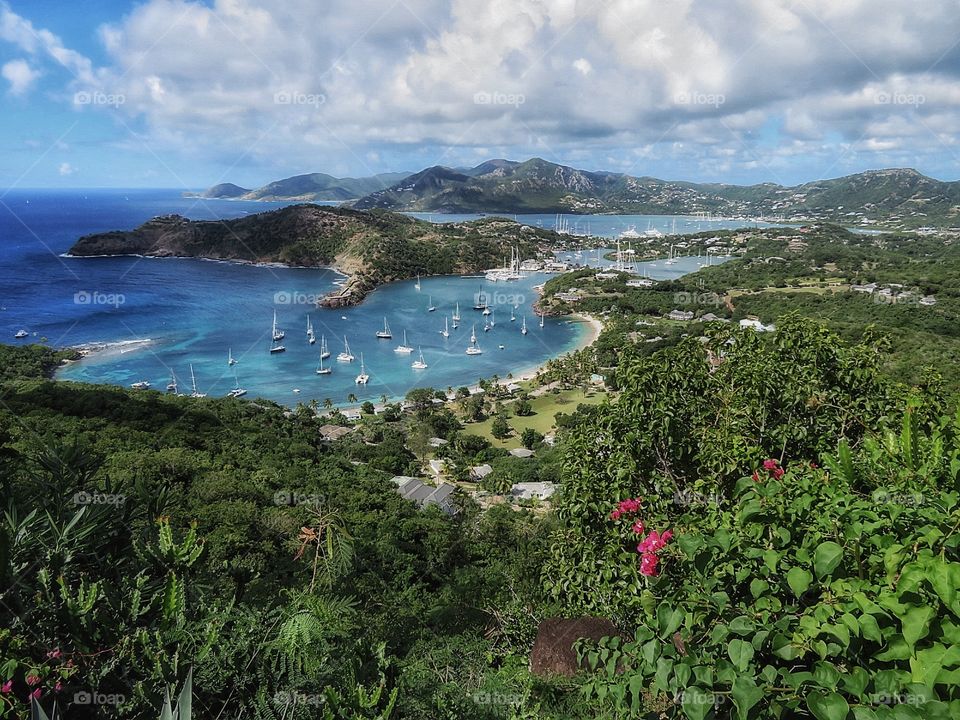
[2,0,960,190]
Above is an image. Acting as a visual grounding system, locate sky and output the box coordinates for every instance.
[2,0,960,190]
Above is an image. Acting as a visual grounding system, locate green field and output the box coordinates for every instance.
[462,386,608,448]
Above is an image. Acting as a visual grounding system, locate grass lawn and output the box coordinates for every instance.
[462,387,608,449]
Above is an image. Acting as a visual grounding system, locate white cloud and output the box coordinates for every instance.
[572,58,592,76]
[1,58,38,94]
[58,162,76,176]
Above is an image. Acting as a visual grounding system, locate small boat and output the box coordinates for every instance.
[14,329,27,339]
[307,316,316,344]
[473,287,487,310]
[166,372,178,393]
[272,311,285,341]
[540,311,545,329]
[319,335,331,359]
[490,311,495,327]
[483,320,491,332]
[498,344,505,350]
[316,354,331,375]
[337,336,355,362]
[440,317,449,338]
[482,306,492,316]
[411,347,428,370]
[415,273,421,291]
[466,325,482,355]
[521,316,528,335]
[130,380,151,390]
[375,317,392,339]
[227,373,247,398]
[341,315,347,320]
[228,348,237,366]
[189,365,206,398]
[452,303,461,322]
[292,388,301,394]
[394,330,414,354]
[510,306,516,322]
[427,295,436,312]
[355,353,369,384]
[269,340,286,353]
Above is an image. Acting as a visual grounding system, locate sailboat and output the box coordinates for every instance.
[227,372,247,398]
[355,353,369,384]
[272,310,285,341]
[316,353,332,375]
[510,306,516,322]
[376,317,392,339]
[452,303,461,322]
[490,310,495,327]
[427,295,436,312]
[166,371,179,393]
[228,348,237,366]
[483,318,491,332]
[14,329,27,339]
[130,380,151,390]
[415,273,421,291]
[539,311,545,329]
[521,316,528,335]
[473,287,487,310]
[319,335,330,359]
[306,316,316,344]
[189,364,206,398]
[394,330,414,354]
[440,317,449,338]
[466,325,482,355]
[337,336,355,362]
[482,305,492,316]
[411,347,428,370]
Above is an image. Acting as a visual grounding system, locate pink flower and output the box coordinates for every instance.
[639,553,659,576]
[29,688,41,700]
[638,529,672,554]
[26,674,40,687]
[617,498,642,514]
[631,520,645,535]
[751,470,761,482]
[763,459,779,470]
[1,681,12,694]
[609,509,622,521]
[54,682,62,693]
[772,467,785,479]
[46,649,61,660]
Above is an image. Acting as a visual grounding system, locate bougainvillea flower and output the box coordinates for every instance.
[772,467,785,479]
[610,509,622,520]
[46,649,61,660]
[29,688,41,700]
[752,470,761,482]
[763,459,779,470]
[617,498,643,514]
[54,682,62,693]
[639,553,659,576]
[1,681,12,693]
[631,520,645,535]
[25,675,40,687]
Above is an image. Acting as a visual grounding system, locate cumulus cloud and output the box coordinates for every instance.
[58,162,76,176]
[1,57,38,94]
[3,0,960,181]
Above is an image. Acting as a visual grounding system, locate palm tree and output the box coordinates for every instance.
[347,393,358,404]
[323,398,333,410]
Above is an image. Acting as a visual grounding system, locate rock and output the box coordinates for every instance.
[529,616,620,678]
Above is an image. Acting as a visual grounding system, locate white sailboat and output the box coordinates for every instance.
[166,371,179,393]
[466,325,482,355]
[427,295,436,312]
[394,330,414,354]
[376,317,392,339]
[452,302,461,322]
[521,316,528,335]
[482,306,491,316]
[539,311,545,329]
[130,380,151,390]
[411,347,428,370]
[440,317,449,338]
[316,353,332,375]
[228,348,237,366]
[337,336,355,362]
[306,316,316,344]
[272,310,285,341]
[14,329,27,339]
[355,353,369,384]
[189,364,206,398]
[319,335,330,359]
[473,287,487,310]
[227,372,247,398]
[414,273,421,291]
[490,311,495,327]
[510,306,516,322]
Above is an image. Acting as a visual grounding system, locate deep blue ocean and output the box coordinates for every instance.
[0,190,747,407]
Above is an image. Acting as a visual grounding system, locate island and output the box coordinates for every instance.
[67,204,559,307]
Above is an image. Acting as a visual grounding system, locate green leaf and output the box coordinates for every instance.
[901,605,935,649]
[681,687,714,720]
[728,639,754,671]
[806,690,849,720]
[788,567,814,596]
[731,676,764,720]
[814,542,845,579]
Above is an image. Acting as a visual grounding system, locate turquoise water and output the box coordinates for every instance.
[1,190,733,407]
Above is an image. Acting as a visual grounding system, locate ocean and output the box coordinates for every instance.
[0,189,739,407]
